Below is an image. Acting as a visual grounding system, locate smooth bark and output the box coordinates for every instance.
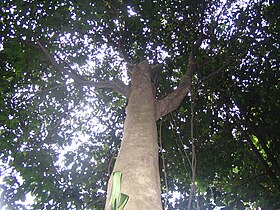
[105,61,162,209]
[105,58,197,209]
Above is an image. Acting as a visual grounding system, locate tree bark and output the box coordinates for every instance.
[105,61,162,209]
[104,37,203,208]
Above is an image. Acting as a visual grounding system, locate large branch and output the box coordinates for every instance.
[155,60,195,120]
[155,35,241,120]
[155,35,204,120]
[35,40,129,97]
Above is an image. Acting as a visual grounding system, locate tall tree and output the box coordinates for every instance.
[0,0,279,209]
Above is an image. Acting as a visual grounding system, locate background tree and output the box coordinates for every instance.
[0,0,279,209]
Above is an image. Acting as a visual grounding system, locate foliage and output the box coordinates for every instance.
[0,0,279,209]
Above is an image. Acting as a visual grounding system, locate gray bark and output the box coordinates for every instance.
[105,59,196,209]
[105,61,162,209]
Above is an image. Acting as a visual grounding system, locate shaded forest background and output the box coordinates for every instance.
[0,0,279,209]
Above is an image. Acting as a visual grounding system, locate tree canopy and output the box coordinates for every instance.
[0,0,279,209]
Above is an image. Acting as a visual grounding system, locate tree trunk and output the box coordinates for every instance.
[34,40,195,209]
[105,61,162,209]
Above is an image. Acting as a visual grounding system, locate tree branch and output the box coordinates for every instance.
[34,40,129,97]
[155,35,204,120]
[155,62,194,120]
[243,131,277,180]
[197,58,237,86]
[249,124,280,177]
[118,36,134,67]
[117,22,136,69]
[234,105,278,180]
